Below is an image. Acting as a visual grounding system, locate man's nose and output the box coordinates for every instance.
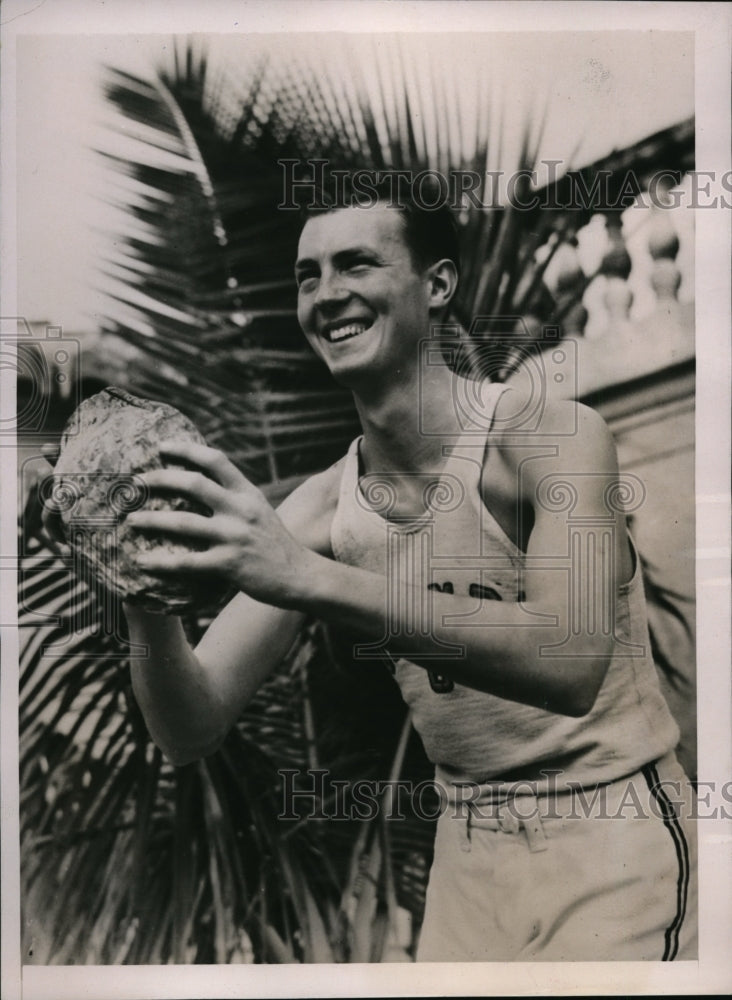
[313,269,351,311]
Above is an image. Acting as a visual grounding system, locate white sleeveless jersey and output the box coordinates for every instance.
[330,382,680,791]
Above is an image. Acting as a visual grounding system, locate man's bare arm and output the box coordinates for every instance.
[125,462,339,765]
[133,403,628,730]
[298,401,625,715]
[125,598,306,765]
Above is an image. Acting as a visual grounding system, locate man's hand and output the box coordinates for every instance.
[127,442,318,608]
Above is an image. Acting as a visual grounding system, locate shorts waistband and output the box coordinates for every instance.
[443,751,687,855]
[462,795,549,853]
[435,750,683,808]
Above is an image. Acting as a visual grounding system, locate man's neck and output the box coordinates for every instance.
[352,363,464,474]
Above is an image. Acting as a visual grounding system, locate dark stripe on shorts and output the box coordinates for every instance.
[642,761,690,961]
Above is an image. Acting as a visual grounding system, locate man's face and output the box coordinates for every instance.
[295,205,432,384]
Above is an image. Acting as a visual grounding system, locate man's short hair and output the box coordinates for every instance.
[300,174,461,282]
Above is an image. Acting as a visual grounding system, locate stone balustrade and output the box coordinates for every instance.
[540,172,694,350]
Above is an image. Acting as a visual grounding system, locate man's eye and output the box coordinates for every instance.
[297,274,317,289]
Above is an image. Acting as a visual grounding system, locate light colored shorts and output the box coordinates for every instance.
[417,751,697,961]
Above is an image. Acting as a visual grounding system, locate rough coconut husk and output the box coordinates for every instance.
[51,386,229,614]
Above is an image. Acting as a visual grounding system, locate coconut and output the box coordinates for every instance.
[51,386,227,614]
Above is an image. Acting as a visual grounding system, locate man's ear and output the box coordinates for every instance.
[427,259,458,313]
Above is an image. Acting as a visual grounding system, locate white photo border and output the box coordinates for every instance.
[2,1,730,997]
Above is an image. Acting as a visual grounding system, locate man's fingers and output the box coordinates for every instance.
[159,441,250,492]
[126,510,220,539]
[139,468,227,508]
[136,547,225,575]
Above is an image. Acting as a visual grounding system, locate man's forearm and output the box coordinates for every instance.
[125,595,306,765]
[125,606,230,764]
[297,554,612,716]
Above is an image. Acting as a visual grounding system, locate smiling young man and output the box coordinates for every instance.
[116,191,697,962]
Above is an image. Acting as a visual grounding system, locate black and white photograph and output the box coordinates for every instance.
[1,2,730,997]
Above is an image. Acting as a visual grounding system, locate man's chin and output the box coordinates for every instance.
[326,359,372,385]
[319,339,380,378]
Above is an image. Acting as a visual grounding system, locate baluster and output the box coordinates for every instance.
[600,212,633,335]
[648,197,682,314]
[553,238,589,337]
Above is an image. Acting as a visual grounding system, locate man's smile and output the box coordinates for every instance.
[296,205,443,379]
[320,317,374,343]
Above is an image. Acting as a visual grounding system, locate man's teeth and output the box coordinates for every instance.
[327,323,368,342]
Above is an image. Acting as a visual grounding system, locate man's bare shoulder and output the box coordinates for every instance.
[492,379,632,581]
[275,456,347,556]
[493,383,616,472]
